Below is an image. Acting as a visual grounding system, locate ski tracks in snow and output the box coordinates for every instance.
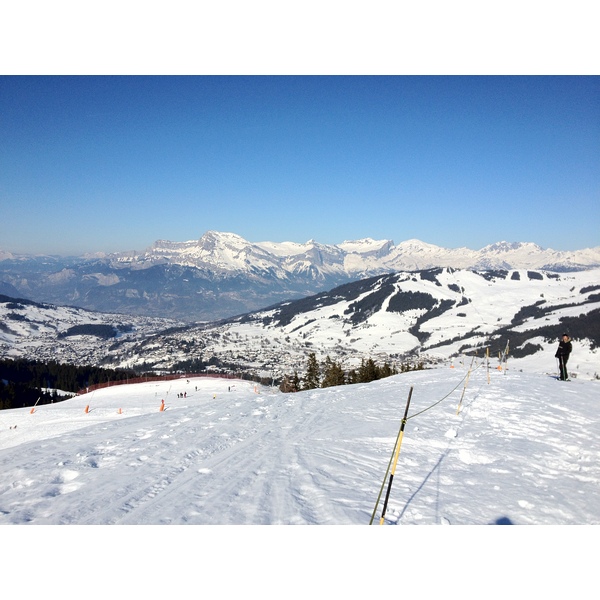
[0,389,380,525]
[2,371,598,525]
[381,370,600,525]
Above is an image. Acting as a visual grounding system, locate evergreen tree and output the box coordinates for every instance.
[292,370,300,391]
[302,353,320,390]
[379,362,396,378]
[358,358,378,383]
[321,355,346,388]
[346,368,358,385]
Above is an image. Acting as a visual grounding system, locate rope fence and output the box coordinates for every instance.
[371,357,488,524]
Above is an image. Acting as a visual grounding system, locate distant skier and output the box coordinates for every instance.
[555,334,572,381]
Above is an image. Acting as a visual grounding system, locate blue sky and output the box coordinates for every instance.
[1,75,598,255]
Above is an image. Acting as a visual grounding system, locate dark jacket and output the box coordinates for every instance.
[555,339,572,358]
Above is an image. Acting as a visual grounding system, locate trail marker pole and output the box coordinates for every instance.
[86,390,96,413]
[370,432,400,525]
[30,396,41,414]
[376,386,414,525]
[456,356,475,415]
[369,388,414,525]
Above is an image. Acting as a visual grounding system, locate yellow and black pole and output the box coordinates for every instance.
[377,386,413,525]
[369,414,403,525]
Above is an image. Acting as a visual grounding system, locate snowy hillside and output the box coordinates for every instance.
[1,368,598,526]
[102,267,600,381]
[0,294,180,366]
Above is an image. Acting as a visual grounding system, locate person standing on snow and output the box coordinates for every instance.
[555,333,573,381]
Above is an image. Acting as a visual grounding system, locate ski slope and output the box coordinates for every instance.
[2,368,598,596]
[2,368,598,526]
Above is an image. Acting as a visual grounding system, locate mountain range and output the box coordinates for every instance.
[1,231,599,322]
[3,266,599,382]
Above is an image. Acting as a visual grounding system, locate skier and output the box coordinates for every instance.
[555,333,572,381]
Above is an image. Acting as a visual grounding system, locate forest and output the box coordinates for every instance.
[0,358,137,410]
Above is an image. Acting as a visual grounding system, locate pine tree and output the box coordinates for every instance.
[292,370,300,391]
[379,362,396,378]
[302,353,320,390]
[321,356,346,388]
[358,358,378,383]
[346,368,358,385]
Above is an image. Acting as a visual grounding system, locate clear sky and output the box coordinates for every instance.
[1,74,598,255]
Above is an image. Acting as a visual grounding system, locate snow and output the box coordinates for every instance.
[255,239,318,256]
[8,368,595,528]
[101,230,600,274]
[337,237,393,254]
[153,267,598,380]
[2,366,597,594]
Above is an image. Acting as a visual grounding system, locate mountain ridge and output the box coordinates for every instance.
[3,231,600,270]
[107,232,600,273]
[1,231,599,322]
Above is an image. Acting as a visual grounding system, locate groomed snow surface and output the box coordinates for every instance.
[2,366,598,595]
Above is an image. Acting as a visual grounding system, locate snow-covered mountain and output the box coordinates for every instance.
[103,266,598,380]
[108,232,600,274]
[4,267,597,381]
[1,231,599,322]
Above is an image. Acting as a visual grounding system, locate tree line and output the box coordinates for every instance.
[279,353,424,392]
[0,358,137,410]
[1,353,424,411]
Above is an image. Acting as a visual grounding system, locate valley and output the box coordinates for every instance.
[2,266,598,384]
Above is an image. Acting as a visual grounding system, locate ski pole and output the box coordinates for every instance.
[377,386,414,525]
